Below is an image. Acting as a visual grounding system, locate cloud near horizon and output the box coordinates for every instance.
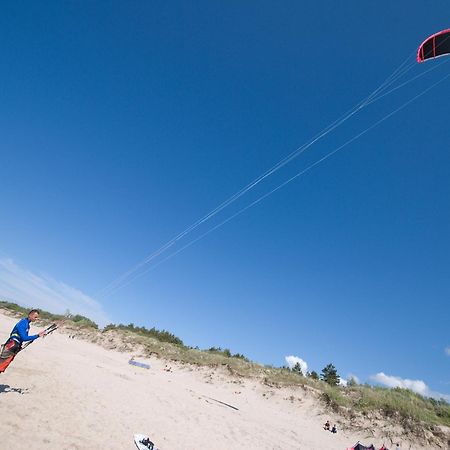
[285,355,308,374]
[371,372,450,402]
[0,258,110,327]
[339,373,360,387]
[347,373,360,384]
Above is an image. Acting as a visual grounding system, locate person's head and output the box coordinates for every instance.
[28,309,40,322]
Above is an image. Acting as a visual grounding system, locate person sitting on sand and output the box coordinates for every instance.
[331,424,337,433]
[0,309,45,373]
[323,420,330,430]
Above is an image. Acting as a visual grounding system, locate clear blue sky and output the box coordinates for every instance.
[1,2,449,398]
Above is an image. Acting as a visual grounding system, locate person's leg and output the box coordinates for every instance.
[0,339,21,373]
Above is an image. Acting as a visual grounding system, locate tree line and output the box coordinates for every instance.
[291,362,341,386]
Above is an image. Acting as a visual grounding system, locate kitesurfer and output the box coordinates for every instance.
[0,309,46,373]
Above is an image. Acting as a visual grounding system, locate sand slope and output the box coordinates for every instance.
[0,313,430,449]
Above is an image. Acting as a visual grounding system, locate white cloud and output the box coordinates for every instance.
[347,373,360,384]
[339,374,360,387]
[445,347,450,357]
[0,258,110,327]
[285,355,308,374]
[371,372,427,394]
[370,372,450,402]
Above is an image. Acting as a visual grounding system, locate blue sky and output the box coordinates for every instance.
[1,2,449,399]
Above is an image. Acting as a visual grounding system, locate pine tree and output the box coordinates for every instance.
[321,363,340,386]
[307,370,319,380]
[292,362,303,376]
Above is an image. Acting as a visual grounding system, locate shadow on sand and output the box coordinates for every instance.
[0,384,29,395]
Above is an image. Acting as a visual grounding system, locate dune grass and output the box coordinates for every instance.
[0,300,98,329]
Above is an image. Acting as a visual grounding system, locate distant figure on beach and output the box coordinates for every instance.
[323,420,330,430]
[0,309,45,373]
[395,444,400,450]
[331,424,337,433]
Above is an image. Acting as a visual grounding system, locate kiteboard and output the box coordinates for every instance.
[128,358,150,369]
[134,434,157,450]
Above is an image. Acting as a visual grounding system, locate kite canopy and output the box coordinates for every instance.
[417,29,450,62]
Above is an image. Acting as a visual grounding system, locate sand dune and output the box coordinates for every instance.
[0,313,431,449]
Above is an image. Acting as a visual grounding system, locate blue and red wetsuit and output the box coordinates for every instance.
[9,318,39,344]
[0,318,40,372]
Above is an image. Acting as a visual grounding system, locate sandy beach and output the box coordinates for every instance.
[0,312,433,450]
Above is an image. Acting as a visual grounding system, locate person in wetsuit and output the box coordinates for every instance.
[0,309,45,373]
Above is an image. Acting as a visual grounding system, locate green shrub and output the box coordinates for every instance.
[70,314,98,329]
[104,323,184,346]
[0,300,97,328]
[206,346,249,361]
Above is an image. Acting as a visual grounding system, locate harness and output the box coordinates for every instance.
[10,331,22,344]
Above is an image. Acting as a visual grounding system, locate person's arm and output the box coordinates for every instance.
[16,319,39,342]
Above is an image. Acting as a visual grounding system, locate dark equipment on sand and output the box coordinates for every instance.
[347,442,376,450]
[134,434,157,450]
[0,323,58,373]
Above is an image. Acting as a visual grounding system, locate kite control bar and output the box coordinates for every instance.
[21,323,58,351]
[43,323,58,336]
